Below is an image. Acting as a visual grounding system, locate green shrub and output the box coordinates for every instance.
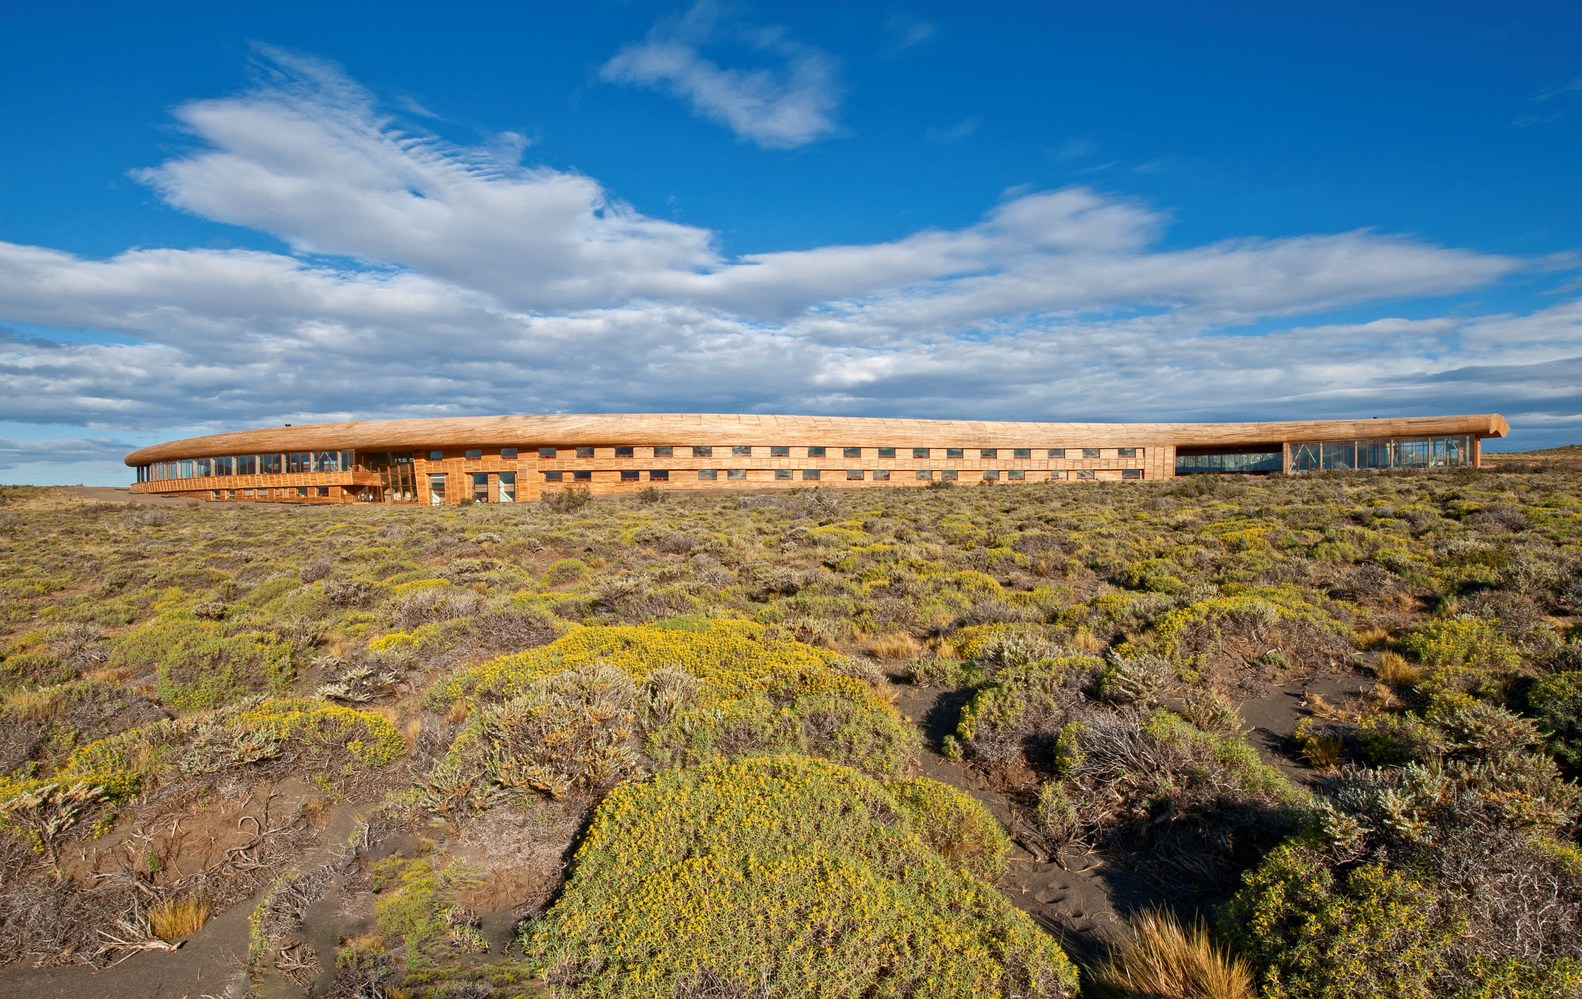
[1526,670,1582,775]
[887,777,1012,882]
[521,754,1077,997]
[1403,616,1522,675]
[108,612,296,711]
[1220,844,1459,999]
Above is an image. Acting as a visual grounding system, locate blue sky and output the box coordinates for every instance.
[2,1,1580,485]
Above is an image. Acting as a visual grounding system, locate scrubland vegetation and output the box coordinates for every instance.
[1,466,1580,997]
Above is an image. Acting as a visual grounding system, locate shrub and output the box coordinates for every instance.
[1403,616,1521,676]
[521,755,1077,998]
[1526,670,1582,776]
[1219,844,1458,999]
[431,618,873,712]
[108,612,297,711]
[886,777,1012,882]
[540,486,592,513]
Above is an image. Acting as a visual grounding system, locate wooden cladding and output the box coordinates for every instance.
[125,412,1508,505]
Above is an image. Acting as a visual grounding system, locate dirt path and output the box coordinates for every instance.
[891,682,1132,968]
[2,797,380,999]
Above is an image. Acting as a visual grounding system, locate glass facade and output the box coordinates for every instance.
[1176,451,1283,475]
[141,450,353,481]
[1288,435,1471,473]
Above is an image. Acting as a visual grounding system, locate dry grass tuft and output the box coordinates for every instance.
[1354,626,1392,649]
[149,896,209,943]
[1095,907,1255,999]
[1375,651,1424,687]
[864,631,923,661]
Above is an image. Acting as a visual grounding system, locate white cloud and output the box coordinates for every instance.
[2,46,1579,485]
[601,5,840,149]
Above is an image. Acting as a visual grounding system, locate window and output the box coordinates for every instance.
[576,446,594,458]
[498,472,516,502]
[1122,469,1142,480]
[1049,470,1066,481]
[472,472,489,501]
[771,446,790,457]
[946,448,964,459]
[427,451,444,462]
[237,455,258,475]
[465,449,482,460]
[1076,469,1096,480]
[1008,469,1025,480]
[1083,447,1100,458]
[544,471,563,482]
[879,447,895,458]
[650,470,669,481]
[807,446,826,457]
[573,470,592,482]
[981,448,998,458]
[693,446,713,457]
[843,447,861,458]
[874,469,891,481]
[620,470,640,481]
[982,470,1000,481]
[210,490,220,500]
[315,486,328,498]
[1118,447,1137,457]
[774,469,792,480]
[288,452,312,473]
[538,447,556,459]
[913,448,930,458]
[699,469,718,480]
[915,470,933,480]
[427,474,446,505]
[941,469,958,481]
[732,445,752,457]
[653,446,673,457]
[1010,448,1028,459]
[727,468,747,480]
[1048,448,1066,458]
[611,446,632,458]
[803,469,821,480]
[501,448,518,459]
[261,453,282,474]
[847,469,864,480]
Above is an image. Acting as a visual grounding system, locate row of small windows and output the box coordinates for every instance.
[517,445,1134,459]
[136,445,1145,483]
[541,468,1142,482]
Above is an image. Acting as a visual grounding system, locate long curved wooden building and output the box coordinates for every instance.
[124,412,1509,504]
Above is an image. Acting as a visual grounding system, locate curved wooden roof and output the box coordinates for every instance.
[124,413,1509,465]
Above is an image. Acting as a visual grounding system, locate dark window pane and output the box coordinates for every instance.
[653,446,673,457]
[878,447,895,458]
[615,446,634,458]
[693,446,713,457]
[771,446,790,457]
[844,447,861,458]
[913,448,930,458]
[807,446,825,457]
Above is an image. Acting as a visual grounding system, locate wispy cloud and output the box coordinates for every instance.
[882,14,937,57]
[601,2,841,149]
[2,46,1576,480]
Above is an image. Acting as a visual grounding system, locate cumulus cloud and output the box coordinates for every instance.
[601,3,841,149]
[1,45,1579,485]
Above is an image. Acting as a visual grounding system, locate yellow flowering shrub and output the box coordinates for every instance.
[522,754,1077,998]
[429,618,874,711]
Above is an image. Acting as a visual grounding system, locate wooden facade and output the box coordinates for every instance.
[124,413,1509,505]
